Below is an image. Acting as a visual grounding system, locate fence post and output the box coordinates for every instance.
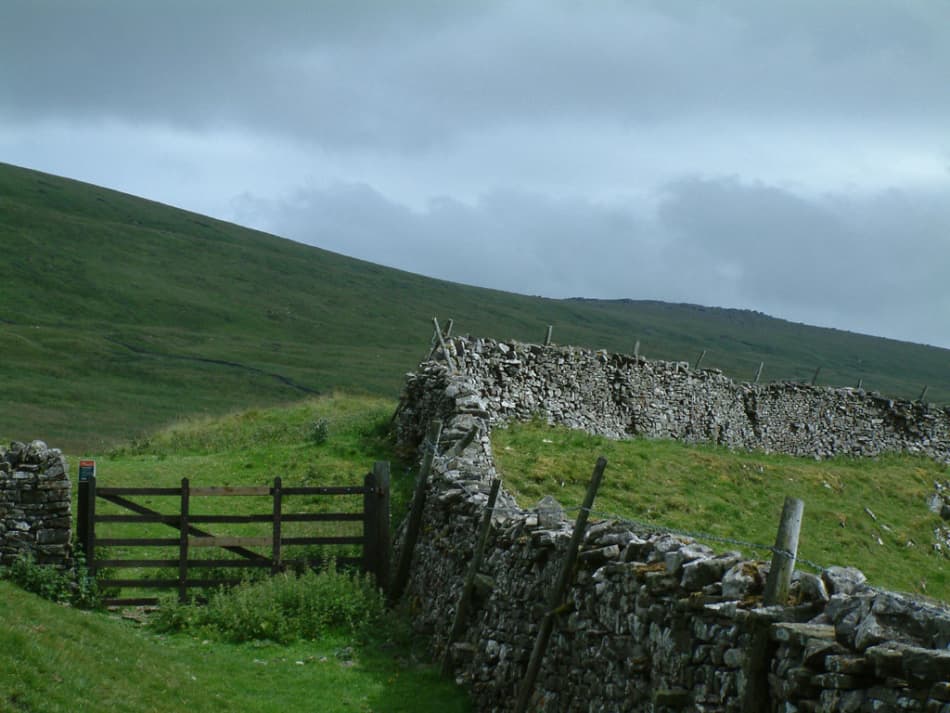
[633,340,640,359]
[754,362,764,384]
[272,477,283,574]
[444,425,479,461]
[441,478,501,678]
[179,478,190,604]
[695,349,706,370]
[856,378,863,390]
[811,367,821,386]
[444,319,454,338]
[919,385,929,403]
[432,318,457,373]
[763,496,805,606]
[391,419,443,604]
[514,457,607,713]
[77,474,97,574]
[544,325,553,346]
[363,462,391,593]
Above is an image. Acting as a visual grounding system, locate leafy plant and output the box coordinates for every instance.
[309,417,330,445]
[1,550,100,609]
[151,561,385,643]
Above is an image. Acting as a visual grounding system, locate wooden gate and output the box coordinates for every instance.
[76,462,390,606]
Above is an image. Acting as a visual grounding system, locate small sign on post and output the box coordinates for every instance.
[78,460,96,482]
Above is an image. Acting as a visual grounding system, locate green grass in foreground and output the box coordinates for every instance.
[1,394,470,713]
[493,420,950,601]
[0,581,468,713]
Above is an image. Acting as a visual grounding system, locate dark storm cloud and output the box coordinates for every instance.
[3,1,949,148]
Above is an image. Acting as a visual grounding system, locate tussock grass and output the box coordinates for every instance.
[493,420,950,600]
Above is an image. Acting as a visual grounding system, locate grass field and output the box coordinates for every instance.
[0,581,469,713]
[493,420,950,601]
[3,161,950,453]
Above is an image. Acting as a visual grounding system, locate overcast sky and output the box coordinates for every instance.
[3,1,949,348]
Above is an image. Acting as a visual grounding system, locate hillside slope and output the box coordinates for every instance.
[2,161,947,451]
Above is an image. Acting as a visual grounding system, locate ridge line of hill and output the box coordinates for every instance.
[2,160,948,451]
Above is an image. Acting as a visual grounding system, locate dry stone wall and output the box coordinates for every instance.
[397,336,950,462]
[0,440,71,567]
[394,337,950,712]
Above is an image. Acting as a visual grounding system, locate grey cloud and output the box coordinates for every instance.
[3,1,949,149]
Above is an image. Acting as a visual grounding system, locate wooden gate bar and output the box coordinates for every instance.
[97,492,269,561]
[190,486,271,496]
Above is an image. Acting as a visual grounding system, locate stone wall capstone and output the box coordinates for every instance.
[0,440,72,567]
[393,336,950,712]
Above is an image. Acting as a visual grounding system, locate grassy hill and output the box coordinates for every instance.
[2,161,949,452]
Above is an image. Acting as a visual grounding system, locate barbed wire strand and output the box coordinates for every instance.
[430,474,828,572]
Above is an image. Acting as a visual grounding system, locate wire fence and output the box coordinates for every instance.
[426,468,829,573]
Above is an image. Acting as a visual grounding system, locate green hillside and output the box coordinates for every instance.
[2,161,948,452]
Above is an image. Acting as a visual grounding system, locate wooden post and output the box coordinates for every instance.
[433,318,456,373]
[391,419,443,603]
[763,496,805,606]
[695,350,706,370]
[441,479,501,677]
[272,477,283,574]
[77,475,97,575]
[544,325,553,346]
[179,478,190,603]
[856,378,863,390]
[363,462,391,593]
[444,319,454,338]
[754,362,764,384]
[633,340,640,359]
[514,457,607,713]
[811,367,821,386]
[919,385,929,403]
[444,425,479,460]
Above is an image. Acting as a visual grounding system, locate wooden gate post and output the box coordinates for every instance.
[272,477,283,574]
[514,457,607,713]
[363,462,391,593]
[178,478,190,604]
[391,419,443,603]
[77,474,96,573]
